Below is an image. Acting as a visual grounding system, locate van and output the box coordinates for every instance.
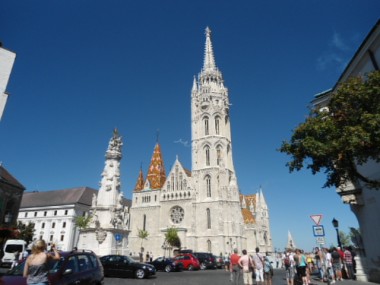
[1,239,27,268]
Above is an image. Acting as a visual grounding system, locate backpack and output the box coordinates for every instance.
[284,256,291,268]
[264,260,272,273]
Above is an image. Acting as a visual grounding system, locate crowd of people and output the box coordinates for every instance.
[223,245,356,285]
[225,247,273,285]
[282,246,356,285]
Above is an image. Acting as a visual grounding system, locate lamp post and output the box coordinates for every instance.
[332,218,342,248]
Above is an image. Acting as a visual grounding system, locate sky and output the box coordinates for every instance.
[1,0,379,252]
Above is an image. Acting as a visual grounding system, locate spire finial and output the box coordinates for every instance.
[203,27,216,71]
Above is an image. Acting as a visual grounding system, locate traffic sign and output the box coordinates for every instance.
[316,237,325,244]
[115,233,122,241]
[312,225,325,237]
[310,214,323,225]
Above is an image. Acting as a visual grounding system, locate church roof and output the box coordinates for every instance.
[240,194,257,224]
[145,143,166,190]
[134,167,145,192]
[0,164,25,191]
[21,187,98,208]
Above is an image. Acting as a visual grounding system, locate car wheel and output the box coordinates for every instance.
[188,264,194,271]
[165,265,172,272]
[135,269,146,279]
[200,262,207,270]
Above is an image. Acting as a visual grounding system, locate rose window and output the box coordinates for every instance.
[170,206,184,224]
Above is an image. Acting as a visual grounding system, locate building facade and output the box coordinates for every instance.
[128,28,273,258]
[18,187,98,251]
[312,20,380,283]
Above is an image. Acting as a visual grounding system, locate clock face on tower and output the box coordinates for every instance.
[170,206,185,224]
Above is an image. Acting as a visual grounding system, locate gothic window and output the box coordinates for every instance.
[216,145,222,166]
[143,214,146,231]
[155,195,157,201]
[206,175,211,197]
[215,116,220,135]
[206,209,211,229]
[167,182,170,191]
[170,206,185,224]
[171,174,174,191]
[179,173,183,190]
[207,239,212,252]
[63,222,66,228]
[204,117,209,135]
[205,146,210,166]
[52,222,55,228]
[42,222,45,229]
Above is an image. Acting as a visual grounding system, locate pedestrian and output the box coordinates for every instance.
[284,250,295,285]
[238,249,254,285]
[252,247,264,285]
[150,252,153,262]
[343,246,355,280]
[145,252,150,262]
[230,248,241,285]
[23,240,61,285]
[295,249,308,285]
[11,251,20,269]
[275,254,280,268]
[263,256,273,285]
[331,247,342,281]
[224,252,230,272]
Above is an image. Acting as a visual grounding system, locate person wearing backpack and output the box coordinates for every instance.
[252,247,264,285]
[263,256,273,285]
[284,251,295,285]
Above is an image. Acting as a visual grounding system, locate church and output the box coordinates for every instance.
[127,28,273,257]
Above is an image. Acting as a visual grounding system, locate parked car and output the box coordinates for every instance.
[192,252,217,270]
[149,256,183,272]
[173,253,200,271]
[100,255,156,279]
[0,249,104,285]
[213,255,224,269]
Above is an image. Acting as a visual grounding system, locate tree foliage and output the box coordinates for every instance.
[279,71,380,188]
[165,227,181,248]
[138,229,149,250]
[75,216,92,230]
[17,221,35,244]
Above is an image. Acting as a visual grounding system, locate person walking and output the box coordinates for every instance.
[252,247,264,285]
[284,250,295,285]
[263,256,273,285]
[343,246,355,280]
[331,247,342,281]
[230,248,241,285]
[238,249,254,285]
[23,240,61,285]
[295,249,308,285]
[224,252,230,272]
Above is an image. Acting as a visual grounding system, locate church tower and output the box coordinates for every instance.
[190,27,245,253]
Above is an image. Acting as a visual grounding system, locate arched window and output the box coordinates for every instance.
[206,209,211,229]
[206,176,211,197]
[204,117,209,135]
[143,214,146,231]
[215,116,220,135]
[207,239,212,252]
[205,146,210,166]
[216,145,222,166]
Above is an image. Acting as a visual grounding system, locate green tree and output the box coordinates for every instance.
[339,230,352,247]
[138,229,149,251]
[17,221,35,244]
[75,216,92,230]
[279,71,380,189]
[165,227,181,249]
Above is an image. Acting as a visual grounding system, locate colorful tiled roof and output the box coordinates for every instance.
[146,143,166,190]
[240,193,257,224]
[134,168,145,192]
[242,208,255,224]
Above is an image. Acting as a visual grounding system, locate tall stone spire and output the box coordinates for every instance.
[145,143,166,190]
[203,27,217,72]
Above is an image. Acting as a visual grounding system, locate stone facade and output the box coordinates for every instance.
[128,28,273,258]
[312,20,380,283]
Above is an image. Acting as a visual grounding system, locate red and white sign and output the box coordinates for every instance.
[310,214,323,225]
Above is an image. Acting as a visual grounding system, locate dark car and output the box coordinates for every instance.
[192,252,217,270]
[0,249,104,285]
[100,254,156,279]
[173,253,200,271]
[149,256,183,272]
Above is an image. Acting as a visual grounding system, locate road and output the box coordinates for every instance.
[105,268,287,285]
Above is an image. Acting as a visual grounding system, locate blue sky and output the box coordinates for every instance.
[1,1,379,252]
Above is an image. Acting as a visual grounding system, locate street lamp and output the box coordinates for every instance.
[332,218,342,248]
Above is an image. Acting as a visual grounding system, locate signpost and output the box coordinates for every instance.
[311,214,325,249]
[114,233,122,254]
